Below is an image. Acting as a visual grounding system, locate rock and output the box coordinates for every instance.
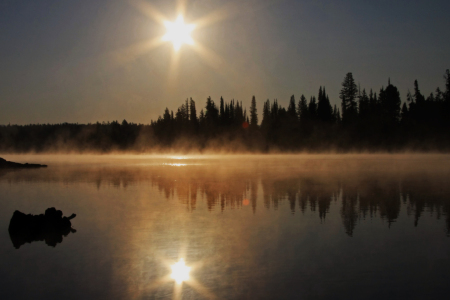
[8,207,76,249]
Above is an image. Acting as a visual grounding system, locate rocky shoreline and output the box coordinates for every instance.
[0,157,47,168]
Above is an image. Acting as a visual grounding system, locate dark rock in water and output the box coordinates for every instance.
[0,157,47,169]
[8,208,76,249]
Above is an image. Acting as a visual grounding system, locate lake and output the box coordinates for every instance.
[1,154,450,300]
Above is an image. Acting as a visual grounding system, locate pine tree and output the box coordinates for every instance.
[250,95,258,128]
[298,95,308,122]
[219,97,225,124]
[205,96,219,126]
[261,99,271,131]
[287,95,296,118]
[413,80,425,104]
[199,109,205,127]
[317,87,333,122]
[308,96,317,119]
[445,69,450,101]
[340,73,358,124]
[163,108,171,122]
[379,80,401,125]
[358,89,370,119]
[189,98,197,124]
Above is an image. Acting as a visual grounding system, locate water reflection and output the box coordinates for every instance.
[171,258,190,284]
[1,157,450,238]
[1,156,450,299]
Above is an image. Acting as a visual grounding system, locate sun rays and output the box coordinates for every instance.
[133,242,217,300]
[110,0,235,79]
[123,0,223,54]
[162,15,195,51]
[145,256,217,300]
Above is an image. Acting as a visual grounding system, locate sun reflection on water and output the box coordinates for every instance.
[171,258,191,284]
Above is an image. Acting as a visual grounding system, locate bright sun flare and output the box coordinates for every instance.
[162,15,195,51]
[171,258,191,284]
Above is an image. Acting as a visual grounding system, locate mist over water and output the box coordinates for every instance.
[1,154,450,299]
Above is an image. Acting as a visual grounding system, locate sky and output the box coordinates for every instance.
[1,0,449,124]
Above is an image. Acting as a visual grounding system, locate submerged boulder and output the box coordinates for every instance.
[0,157,47,169]
[8,207,76,249]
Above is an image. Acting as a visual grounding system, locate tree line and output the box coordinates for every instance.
[150,69,450,151]
[1,70,450,152]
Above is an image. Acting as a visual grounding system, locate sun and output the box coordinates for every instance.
[162,15,195,51]
[170,258,191,284]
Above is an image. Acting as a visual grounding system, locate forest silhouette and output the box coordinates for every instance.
[1,70,450,152]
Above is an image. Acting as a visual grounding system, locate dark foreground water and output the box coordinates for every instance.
[1,154,450,300]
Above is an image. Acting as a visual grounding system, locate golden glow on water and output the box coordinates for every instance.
[170,258,191,284]
[2,154,450,299]
[169,156,187,160]
[163,163,187,167]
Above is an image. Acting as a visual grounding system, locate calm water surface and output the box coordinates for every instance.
[1,155,450,300]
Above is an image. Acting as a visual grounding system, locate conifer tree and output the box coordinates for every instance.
[163,108,171,122]
[297,95,308,122]
[189,98,197,124]
[220,97,225,124]
[379,80,401,125]
[205,96,219,125]
[445,69,450,101]
[229,100,235,123]
[413,80,425,104]
[340,73,358,124]
[199,109,205,127]
[250,96,258,128]
[261,99,271,131]
[308,96,317,119]
[358,89,370,119]
[317,87,333,122]
[287,95,296,118]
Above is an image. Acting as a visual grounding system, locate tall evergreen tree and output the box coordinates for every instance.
[163,108,171,122]
[308,96,317,119]
[287,95,297,119]
[199,109,205,127]
[205,96,219,125]
[413,80,426,104]
[340,73,358,124]
[229,100,235,124]
[358,89,370,119]
[185,99,189,120]
[189,98,197,125]
[445,69,450,101]
[379,80,401,125]
[297,95,308,122]
[219,97,225,124]
[261,99,271,131]
[317,87,333,122]
[250,96,258,128]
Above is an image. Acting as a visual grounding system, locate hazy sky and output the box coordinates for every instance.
[1,0,449,124]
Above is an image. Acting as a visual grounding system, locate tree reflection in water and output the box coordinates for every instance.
[2,156,450,237]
